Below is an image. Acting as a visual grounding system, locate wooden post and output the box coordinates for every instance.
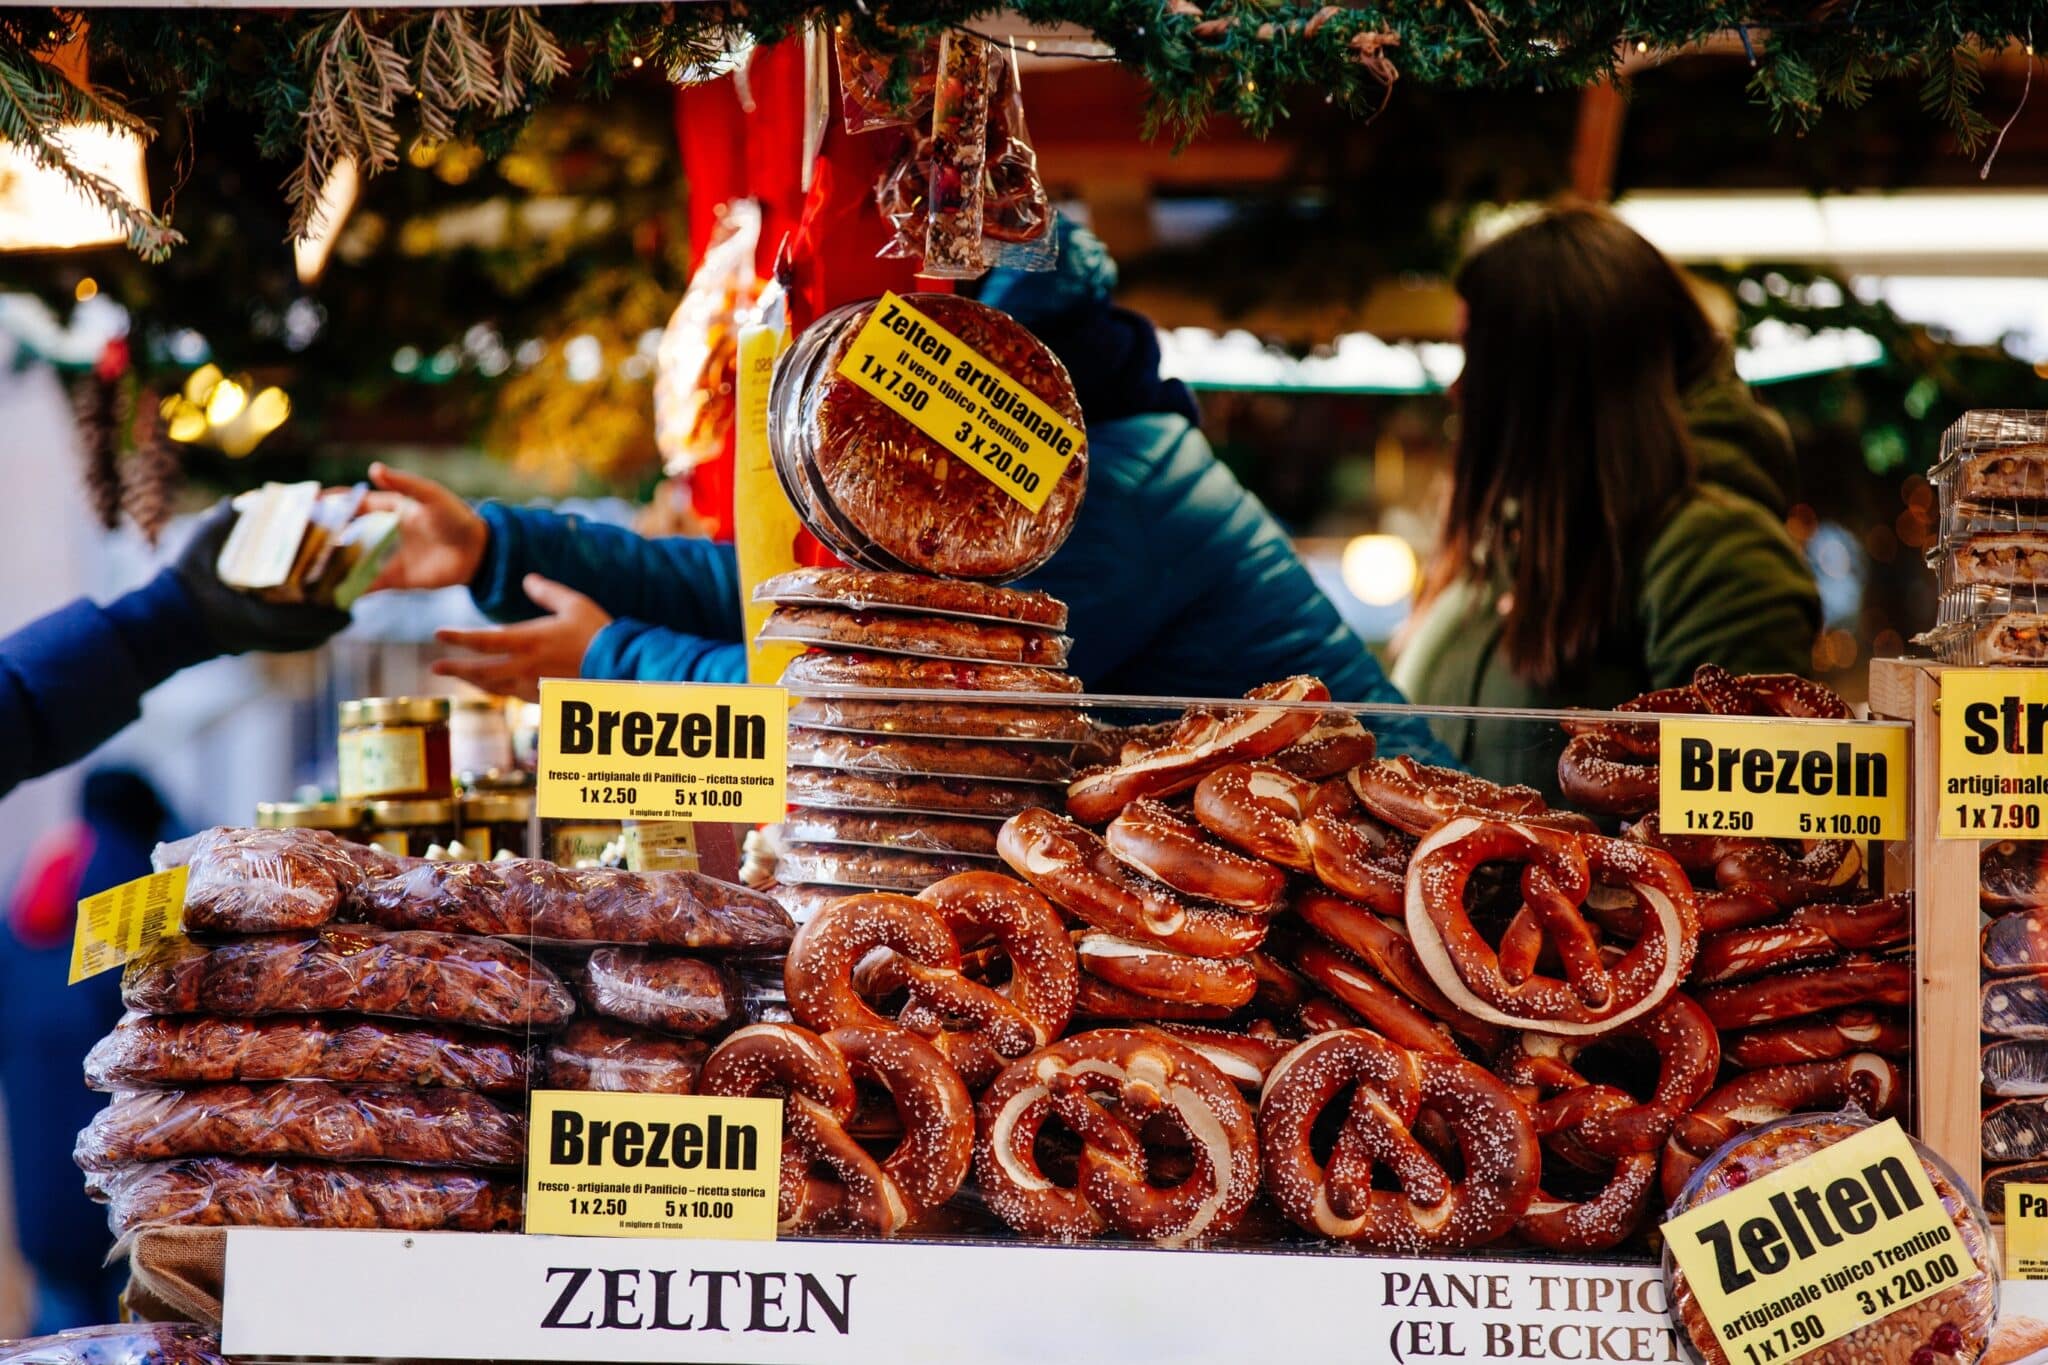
[1569,79,1628,202]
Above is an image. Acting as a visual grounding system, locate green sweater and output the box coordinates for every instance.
[1390,368,1822,796]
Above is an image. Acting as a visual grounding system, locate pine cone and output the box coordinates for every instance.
[72,375,123,530]
[121,400,183,546]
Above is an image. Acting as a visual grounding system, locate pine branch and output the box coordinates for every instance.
[416,9,497,143]
[494,8,569,116]
[287,12,408,238]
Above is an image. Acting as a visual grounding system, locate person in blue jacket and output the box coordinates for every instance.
[374,222,1454,762]
[0,504,349,799]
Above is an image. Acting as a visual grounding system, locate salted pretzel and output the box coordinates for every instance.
[1289,940,1462,1058]
[1691,892,1910,987]
[1072,973,1236,1022]
[1074,931,1257,1009]
[1247,948,1313,1013]
[1515,1085,1661,1251]
[1405,819,1699,1036]
[1350,757,1588,838]
[1271,714,1378,779]
[1142,1024,1293,1093]
[1632,807,1864,911]
[1065,676,1329,824]
[1300,781,1415,915]
[1724,1008,1911,1069]
[1258,1029,1539,1252]
[1194,762,1317,870]
[1297,994,1361,1034]
[1558,684,1705,816]
[1494,995,1720,1161]
[784,892,1045,1069]
[1294,889,1504,1053]
[1660,1052,1905,1204]
[1695,954,1913,1030]
[976,1028,1260,1245]
[700,1023,972,1234]
[1106,798,1287,914]
[998,808,1268,959]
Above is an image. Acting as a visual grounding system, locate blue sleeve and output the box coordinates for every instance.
[471,502,745,641]
[0,571,215,797]
[583,619,749,685]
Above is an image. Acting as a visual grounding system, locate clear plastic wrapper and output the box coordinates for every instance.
[787,765,1051,818]
[752,566,1069,628]
[653,200,760,475]
[1663,1111,1996,1365]
[982,46,1054,265]
[781,806,1003,856]
[83,1011,530,1093]
[781,650,1081,694]
[544,1018,707,1094]
[834,21,936,133]
[776,842,995,891]
[156,825,405,934]
[354,859,794,950]
[581,948,739,1037]
[88,1156,522,1233]
[75,1081,524,1171]
[785,726,1072,783]
[767,294,1088,581]
[921,32,992,278]
[121,928,574,1034]
[0,1324,226,1365]
[758,604,1072,666]
[789,693,1090,743]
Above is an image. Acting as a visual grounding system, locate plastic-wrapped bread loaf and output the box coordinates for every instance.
[545,1019,708,1093]
[83,1012,530,1093]
[121,928,574,1033]
[581,949,739,1036]
[355,859,794,950]
[75,1082,525,1171]
[0,1323,228,1365]
[88,1156,522,1233]
[156,825,407,934]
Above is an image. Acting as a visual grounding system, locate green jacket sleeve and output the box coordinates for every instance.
[1637,488,1821,688]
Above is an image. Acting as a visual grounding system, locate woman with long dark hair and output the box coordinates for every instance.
[1392,202,1820,790]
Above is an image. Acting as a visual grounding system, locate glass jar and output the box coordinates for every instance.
[545,819,623,868]
[450,695,516,782]
[339,697,452,802]
[366,798,457,858]
[460,792,534,861]
[256,800,365,836]
[624,819,699,872]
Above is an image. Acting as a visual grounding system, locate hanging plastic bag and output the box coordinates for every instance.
[654,199,762,475]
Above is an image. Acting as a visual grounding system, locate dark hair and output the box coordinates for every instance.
[1422,201,1721,686]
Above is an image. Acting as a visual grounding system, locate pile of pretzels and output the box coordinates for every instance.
[703,665,1910,1252]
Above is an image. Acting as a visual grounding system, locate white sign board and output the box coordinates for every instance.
[222,1229,1676,1363]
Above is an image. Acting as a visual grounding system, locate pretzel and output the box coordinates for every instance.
[998,808,1268,958]
[902,871,1078,1087]
[1143,1024,1293,1092]
[1065,676,1329,824]
[1350,757,1588,838]
[1247,948,1312,1013]
[701,1023,971,1235]
[1405,820,1699,1036]
[1557,683,1704,816]
[1194,762,1317,870]
[1289,940,1462,1058]
[1696,954,1913,1031]
[1294,890,1504,1053]
[1632,812,1863,910]
[1690,663,1853,722]
[1493,994,1720,1161]
[783,892,1041,1064]
[1583,885,1781,940]
[1691,892,1910,986]
[1271,714,1378,780]
[1298,994,1361,1034]
[1515,1085,1660,1251]
[1660,1052,1904,1204]
[1258,1029,1539,1252]
[1723,1008,1911,1069]
[1075,931,1257,1009]
[1300,780,1415,915]
[976,1029,1260,1245]
[1105,798,1287,914]
[1072,973,1236,1022]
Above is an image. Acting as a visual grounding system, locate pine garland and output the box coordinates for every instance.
[0,2,2040,258]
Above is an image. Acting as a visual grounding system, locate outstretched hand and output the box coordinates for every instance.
[431,574,611,702]
[360,461,490,593]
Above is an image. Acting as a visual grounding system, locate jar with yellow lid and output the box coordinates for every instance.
[460,792,534,861]
[339,697,452,802]
[366,798,457,859]
[256,801,365,834]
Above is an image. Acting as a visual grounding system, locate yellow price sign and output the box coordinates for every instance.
[1940,668,2048,838]
[835,291,1082,514]
[537,680,787,825]
[2007,1184,2048,1278]
[70,866,186,984]
[525,1090,783,1240]
[1658,718,1906,842]
[734,320,803,685]
[1662,1121,1975,1365]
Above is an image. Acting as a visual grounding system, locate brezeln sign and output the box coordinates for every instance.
[1661,1120,1975,1365]
[835,291,1082,514]
[2007,1184,2048,1278]
[1939,668,2048,838]
[69,866,186,984]
[537,680,787,825]
[1658,717,1907,842]
[526,1091,783,1241]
